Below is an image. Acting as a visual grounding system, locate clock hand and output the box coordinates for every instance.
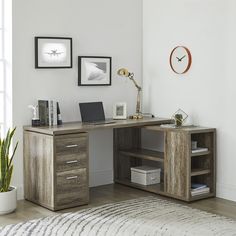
[176,57,181,62]
[179,55,186,61]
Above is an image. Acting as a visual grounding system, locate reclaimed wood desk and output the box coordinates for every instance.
[23,117,172,210]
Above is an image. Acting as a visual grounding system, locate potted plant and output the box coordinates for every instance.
[0,128,18,215]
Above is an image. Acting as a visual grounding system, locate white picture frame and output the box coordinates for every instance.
[113,103,127,120]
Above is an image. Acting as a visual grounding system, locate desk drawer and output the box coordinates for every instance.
[56,188,88,207]
[55,133,88,156]
[56,153,87,172]
[56,168,88,193]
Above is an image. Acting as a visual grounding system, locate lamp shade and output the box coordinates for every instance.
[117,68,130,77]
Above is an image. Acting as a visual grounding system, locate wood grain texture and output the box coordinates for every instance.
[55,188,89,210]
[24,120,216,209]
[24,131,89,211]
[56,168,88,193]
[23,117,172,135]
[55,133,87,155]
[24,131,54,209]
[55,133,88,172]
[55,168,89,210]
[164,131,191,200]
[145,125,215,134]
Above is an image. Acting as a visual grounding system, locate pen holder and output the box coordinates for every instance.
[32,119,40,127]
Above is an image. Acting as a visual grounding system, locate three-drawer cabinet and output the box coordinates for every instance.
[24,131,89,211]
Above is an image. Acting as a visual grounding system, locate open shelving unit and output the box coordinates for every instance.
[113,125,216,202]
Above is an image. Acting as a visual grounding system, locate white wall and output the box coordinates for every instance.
[143,0,236,201]
[12,0,142,199]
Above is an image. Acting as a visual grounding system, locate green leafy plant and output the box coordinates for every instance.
[0,128,18,192]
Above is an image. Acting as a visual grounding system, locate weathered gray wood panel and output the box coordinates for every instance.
[165,131,190,200]
[24,131,54,209]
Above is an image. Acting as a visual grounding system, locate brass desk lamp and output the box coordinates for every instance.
[117,68,143,119]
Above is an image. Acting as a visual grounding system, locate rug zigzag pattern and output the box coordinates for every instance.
[1,197,236,236]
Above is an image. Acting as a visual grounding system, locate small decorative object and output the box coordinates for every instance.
[35,37,72,68]
[117,68,142,119]
[0,128,18,215]
[28,105,40,127]
[113,102,127,120]
[191,141,198,150]
[175,114,183,127]
[169,46,192,74]
[172,109,188,127]
[78,56,112,86]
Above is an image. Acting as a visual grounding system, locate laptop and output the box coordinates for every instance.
[79,102,116,125]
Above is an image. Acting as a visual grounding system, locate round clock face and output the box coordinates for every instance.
[169,46,192,74]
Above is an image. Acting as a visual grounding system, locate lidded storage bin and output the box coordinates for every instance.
[131,166,161,186]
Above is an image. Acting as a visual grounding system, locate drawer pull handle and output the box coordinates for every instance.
[66,160,78,164]
[66,176,78,180]
[66,144,78,148]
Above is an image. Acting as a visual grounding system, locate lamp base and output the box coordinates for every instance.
[129,114,143,120]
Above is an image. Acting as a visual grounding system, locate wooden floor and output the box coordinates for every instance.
[1,183,236,227]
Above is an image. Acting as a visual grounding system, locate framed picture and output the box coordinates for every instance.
[113,102,127,120]
[35,37,72,68]
[78,56,112,86]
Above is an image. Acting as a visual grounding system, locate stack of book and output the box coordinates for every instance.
[191,183,210,196]
[38,100,62,126]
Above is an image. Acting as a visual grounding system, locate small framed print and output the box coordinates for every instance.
[113,103,127,120]
[35,37,72,68]
[78,56,112,86]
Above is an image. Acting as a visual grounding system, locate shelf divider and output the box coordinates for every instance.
[191,168,211,177]
[119,148,164,162]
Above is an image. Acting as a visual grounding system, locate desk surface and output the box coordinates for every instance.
[24,117,172,136]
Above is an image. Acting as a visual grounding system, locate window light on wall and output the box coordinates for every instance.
[0,0,12,137]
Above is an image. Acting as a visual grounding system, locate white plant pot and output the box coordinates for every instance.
[0,186,17,215]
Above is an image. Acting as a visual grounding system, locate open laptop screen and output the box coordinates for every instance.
[79,102,105,122]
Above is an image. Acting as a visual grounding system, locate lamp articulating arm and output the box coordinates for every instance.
[128,73,142,117]
[117,68,143,119]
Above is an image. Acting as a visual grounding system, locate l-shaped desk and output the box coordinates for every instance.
[23,117,216,211]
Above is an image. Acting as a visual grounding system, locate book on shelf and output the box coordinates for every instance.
[38,100,58,126]
[191,147,209,154]
[191,183,207,191]
[191,187,210,196]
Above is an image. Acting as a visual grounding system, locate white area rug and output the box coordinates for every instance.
[1,197,236,236]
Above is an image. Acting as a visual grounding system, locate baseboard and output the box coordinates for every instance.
[217,182,236,202]
[16,185,24,200]
[89,169,113,187]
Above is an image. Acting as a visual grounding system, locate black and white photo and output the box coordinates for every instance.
[35,37,72,68]
[78,56,112,86]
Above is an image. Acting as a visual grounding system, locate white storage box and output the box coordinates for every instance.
[131,166,161,186]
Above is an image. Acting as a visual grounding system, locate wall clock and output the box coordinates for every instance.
[169,46,192,74]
